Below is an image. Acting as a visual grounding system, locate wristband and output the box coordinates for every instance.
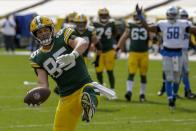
[72,50,80,59]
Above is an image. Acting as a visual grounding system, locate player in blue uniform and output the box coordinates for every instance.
[136,5,196,108]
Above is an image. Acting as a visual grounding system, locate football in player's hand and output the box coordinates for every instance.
[24,87,51,106]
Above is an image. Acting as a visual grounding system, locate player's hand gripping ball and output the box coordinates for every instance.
[24,87,51,106]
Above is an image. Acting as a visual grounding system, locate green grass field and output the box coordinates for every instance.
[0,54,196,131]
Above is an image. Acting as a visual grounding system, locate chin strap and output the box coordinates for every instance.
[40,37,53,46]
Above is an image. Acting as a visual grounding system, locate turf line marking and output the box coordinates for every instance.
[89,118,196,125]
[0,123,52,129]
[1,118,196,129]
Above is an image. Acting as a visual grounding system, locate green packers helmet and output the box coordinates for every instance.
[73,14,88,32]
[98,8,110,23]
[30,16,55,46]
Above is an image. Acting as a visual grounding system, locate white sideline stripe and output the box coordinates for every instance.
[90,118,196,125]
[0,123,52,129]
[1,51,196,61]
[0,106,55,111]
[0,51,31,56]
[0,95,23,98]
[0,118,196,129]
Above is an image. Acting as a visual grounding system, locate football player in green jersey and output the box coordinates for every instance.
[29,16,99,131]
[73,14,98,64]
[116,13,149,102]
[61,11,77,28]
[93,8,117,99]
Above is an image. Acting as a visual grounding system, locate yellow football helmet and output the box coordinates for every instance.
[30,16,54,46]
[65,12,78,23]
[98,8,110,23]
[73,14,88,32]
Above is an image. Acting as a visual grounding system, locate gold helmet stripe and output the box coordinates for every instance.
[35,16,42,29]
[80,16,83,22]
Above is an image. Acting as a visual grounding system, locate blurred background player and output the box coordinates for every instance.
[157,8,196,99]
[0,14,16,54]
[61,12,77,29]
[73,14,98,64]
[136,5,196,108]
[116,12,150,102]
[29,16,99,131]
[92,8,117,99]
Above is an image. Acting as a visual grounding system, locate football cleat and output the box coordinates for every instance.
[139,94,146,102]
[184,90,196,99]
[125,91,132,101]
[157,90,164,96]
[168,98,176,109]
[157,86,165,96]
[81,92,95,123]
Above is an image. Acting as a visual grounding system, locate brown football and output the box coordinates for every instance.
[24,87,51,105]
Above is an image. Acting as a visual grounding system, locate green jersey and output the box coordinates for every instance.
[30,27,92,97]
[93,19,116,52]
[74,26,96,57]
[127,22,149,52]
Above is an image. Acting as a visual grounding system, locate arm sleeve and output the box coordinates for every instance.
[29,52,42,69]
[185,26,190,33]
[156,26,161,32]
[30,60,42,76]
[30,61,41,68]
[63,27,76,44]
[156,21,162,32]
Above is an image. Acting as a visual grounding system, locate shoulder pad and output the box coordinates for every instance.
[109,18,115,23]
[30,49,41,68]
[157,20,167,26]
[188,21,193,26]
[62,23,76,29]
[158,20,167,23]
[126,21,137,27]
[127,19,135,24]
[127,20,136,25]
[55,29,64,38]
[87,25,95,32]
[30,49,40,59]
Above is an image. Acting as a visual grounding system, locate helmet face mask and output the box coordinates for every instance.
[99,14,109,23]
[75,22,87,32]
[30,16,54,46]
[35,27,53,46]
[133,13,141,24]
[73,14,87,33]
[166,7,179,23]
[179,9,189,20]
[98,8,110,23]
